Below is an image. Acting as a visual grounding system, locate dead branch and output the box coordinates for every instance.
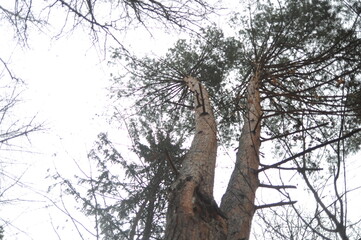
[259,183,296,190]
[256,201,297,210]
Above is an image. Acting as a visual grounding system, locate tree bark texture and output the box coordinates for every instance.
[164,76,227,240]
[220,70,262,240]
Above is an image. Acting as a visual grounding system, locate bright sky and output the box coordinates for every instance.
[0,27,107,240]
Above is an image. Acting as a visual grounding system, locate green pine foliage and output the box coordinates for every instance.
[112,27,247,146]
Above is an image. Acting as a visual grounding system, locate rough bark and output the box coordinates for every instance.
[220,70,262,240]
[164,76,227,240]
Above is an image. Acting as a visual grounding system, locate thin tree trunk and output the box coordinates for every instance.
[164,76,227,240]
[220,70,262,240]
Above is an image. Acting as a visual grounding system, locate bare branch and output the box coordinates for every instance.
[256,201,297,210]
[259,183,296,190]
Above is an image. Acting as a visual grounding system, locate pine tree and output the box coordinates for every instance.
[62,0,361,239]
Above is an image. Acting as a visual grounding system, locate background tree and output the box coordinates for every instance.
[0,63,42,238]
[52,121,186,239]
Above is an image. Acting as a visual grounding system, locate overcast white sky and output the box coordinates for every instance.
[0,28,106,240]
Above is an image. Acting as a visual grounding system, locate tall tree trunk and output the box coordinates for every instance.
[164,76,227,240]
[220,70,262,240]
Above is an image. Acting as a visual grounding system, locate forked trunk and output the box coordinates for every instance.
[220,70,262,240]
[164,71,262,240]
[164,76,227,240]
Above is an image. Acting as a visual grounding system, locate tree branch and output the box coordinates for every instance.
[259,183,296,189]
[256,201,297,210]
[164,149,179,176]
[258,128,361,172]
